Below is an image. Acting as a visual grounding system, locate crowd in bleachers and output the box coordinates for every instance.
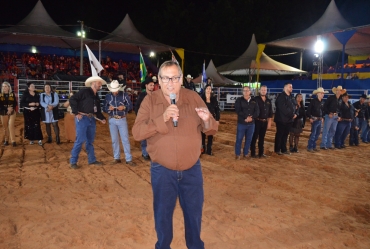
[0,51,151,84]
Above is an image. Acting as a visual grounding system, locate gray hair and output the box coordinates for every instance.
[158,60,182,77]
[1,81,12,94]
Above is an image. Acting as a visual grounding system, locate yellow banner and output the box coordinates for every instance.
[256,44,265,83]
[175,48,185,72]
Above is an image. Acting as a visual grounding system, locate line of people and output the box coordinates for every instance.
[234,83,370,159]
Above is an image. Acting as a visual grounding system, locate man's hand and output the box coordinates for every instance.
[101,119,106,124]
[309,118,314,124]
[108,105,115,111]
[195,107,210,122]
[329,113,333,118]
[293,114,297,119]
[75,114,82,120]
[163,104,179,123]
[245,116,253,123]
[117,105,125,111]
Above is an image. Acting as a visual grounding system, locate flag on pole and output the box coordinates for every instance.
[85,45,103,76]
[170,50,178,64]
[140,52,147,83]
[202,60,207,88]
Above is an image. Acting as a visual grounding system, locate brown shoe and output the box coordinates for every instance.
[126,161,136,166]
[111,159,122,164]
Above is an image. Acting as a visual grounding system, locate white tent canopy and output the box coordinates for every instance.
[217,34,306,76]
[192,60,240,85]
[267,0,370,56]
[87,14,175,55]
[0,0,83,49]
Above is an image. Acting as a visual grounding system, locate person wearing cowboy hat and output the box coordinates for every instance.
[320,85,346,150]
[360,95,370,143]
[184,74,196,91]
[134,80,155,161]
[69,76,107,169]
[334,92,354,149]
[306,87,328,152]
[103,80,136,166]
[354,93,370,143]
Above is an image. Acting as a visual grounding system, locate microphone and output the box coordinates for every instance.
[169,93,178,127]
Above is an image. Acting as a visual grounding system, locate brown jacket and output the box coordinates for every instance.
[132,88,218,170]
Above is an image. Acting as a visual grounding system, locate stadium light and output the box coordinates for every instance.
[314,39,324,53]
[31,46,37,53]
[77,20,84,76]
[149,52,155,57]
[314,35,324,88]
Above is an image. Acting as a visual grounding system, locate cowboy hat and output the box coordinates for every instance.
[332,85,346,94]
[85,76,107,87]
[107,80,123,93]
[312,87,329,95]
[360,94,367,99]
[186,74,193,79]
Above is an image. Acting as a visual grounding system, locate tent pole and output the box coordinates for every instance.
[341,44,345,86]
[299,50,303,75]
[99,41,101,76]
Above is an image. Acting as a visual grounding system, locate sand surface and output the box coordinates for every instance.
[1,112,369,249]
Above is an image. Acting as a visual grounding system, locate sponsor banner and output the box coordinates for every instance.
[226,94,242,103]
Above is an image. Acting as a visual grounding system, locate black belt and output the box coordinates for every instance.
[256,118,268,122]
[109,115,126,119]
[311,116,322,121]
[79,112,94,118]
[341,118,352,121]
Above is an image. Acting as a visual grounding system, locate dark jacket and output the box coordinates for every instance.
[254,95,273,119]
[134,91,147,115]
[184,80,196,91]
[235,96,259,124]
[69,87,105,120]
[353,100,368,120]
[306,97,324,118]
[324,94,342,115]
[338,101,353,119]
[0,92,17,115]
[274,91,295,124]
[201,94,220,121]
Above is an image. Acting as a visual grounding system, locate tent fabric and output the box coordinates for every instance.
[192,60,240,85]
[87,14,176,55]
[0,0,83,49]
[267,0,370,56]
[217,34,306,76]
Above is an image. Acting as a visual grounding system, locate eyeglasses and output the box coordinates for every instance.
[159,76,181,83]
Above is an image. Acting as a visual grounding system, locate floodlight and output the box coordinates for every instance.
[149,52,155,57]
[31,47,37,53]
[77,31,81,36]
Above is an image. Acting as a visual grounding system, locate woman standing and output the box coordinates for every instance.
[201,84,220,155]
[40,83,60,144]
[0,82,17,146]
[62,91,76,142]
[20,82,43,145]
[289,93,306,152]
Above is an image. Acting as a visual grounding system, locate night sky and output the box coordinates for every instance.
[1,0,370,79]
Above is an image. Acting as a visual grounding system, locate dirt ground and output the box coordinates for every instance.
[1,112,369,249]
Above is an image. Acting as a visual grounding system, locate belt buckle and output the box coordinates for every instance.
[113,115,121,119]
[87,113,93,118]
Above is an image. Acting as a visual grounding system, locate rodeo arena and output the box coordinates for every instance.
[1,0,370,248]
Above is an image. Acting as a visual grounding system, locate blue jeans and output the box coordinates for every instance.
[109,117,132,162]
[235,123,255,156]
[70,115,96,164]
[360,119,369,142]
[307,119,322,149]
[151,160,204,249]
[320,114,338,148]
[141,140,148,156]
[334,120,351,147]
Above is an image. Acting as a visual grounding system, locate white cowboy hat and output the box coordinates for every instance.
[107,80,123,93]
[332,85,346,94]
[85,76,107,87]
[312,87,329,95]
[186,74,193,79]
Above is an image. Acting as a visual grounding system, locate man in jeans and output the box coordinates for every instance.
[104,80,136,166]
[234,86,260,159]
[320,86,346,149]
[306,87,327,152]
[133,61,218,249]
[69,76,107,169]
[134,79,155,161]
